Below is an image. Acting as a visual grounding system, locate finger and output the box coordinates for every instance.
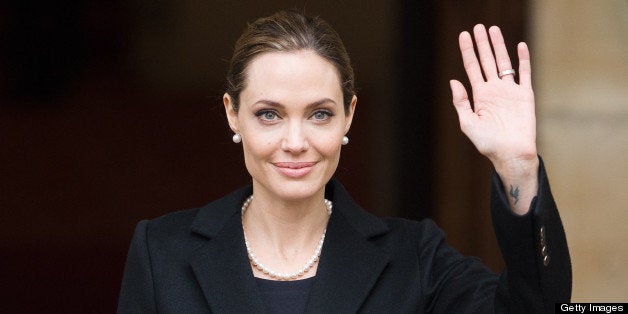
[473,24,498,80]
[488,26,515,83]
[458,31,484,87]
[517,42,532,88]
[449,79,475,133]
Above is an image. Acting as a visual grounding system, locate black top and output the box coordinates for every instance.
[255,277,315,314]
[118,160,571,313]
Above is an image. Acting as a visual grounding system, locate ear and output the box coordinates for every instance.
[223,93,239,133]
[344,95,357,134]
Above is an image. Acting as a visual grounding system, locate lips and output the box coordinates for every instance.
[272,162,317,178]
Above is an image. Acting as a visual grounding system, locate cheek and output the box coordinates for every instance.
[304,121,345,150]
[310,133,343,156]
[241,132,278,161]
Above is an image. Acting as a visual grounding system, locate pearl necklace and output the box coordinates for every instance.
[241,195,332,281]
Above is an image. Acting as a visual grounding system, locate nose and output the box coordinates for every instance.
[281,121,309,153]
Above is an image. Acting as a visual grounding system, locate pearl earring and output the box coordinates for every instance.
[342,136,349,145]
[232,133,242,143]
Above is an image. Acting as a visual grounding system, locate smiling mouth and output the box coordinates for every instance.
[272,162,317,178]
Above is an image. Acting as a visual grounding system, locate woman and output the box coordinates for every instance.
[118,10,571,313]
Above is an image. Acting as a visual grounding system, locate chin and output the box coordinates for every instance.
[249,162,336,200]
[260,177,328,201]
[278,180,326,200]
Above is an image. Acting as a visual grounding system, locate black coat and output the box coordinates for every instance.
[118,161,571,313]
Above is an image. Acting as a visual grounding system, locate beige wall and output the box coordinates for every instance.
[532,0,628,301]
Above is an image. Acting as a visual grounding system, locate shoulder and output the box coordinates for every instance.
[328,179,442,239]
[327,179,447,251]
[138,184,253,250]
[144,207,201,240]
[355,216,449,259]
[380,217,446,246]
[133,207,205,256]
[381,216,441,232]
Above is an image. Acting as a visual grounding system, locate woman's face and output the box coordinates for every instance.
[224,50,356,201]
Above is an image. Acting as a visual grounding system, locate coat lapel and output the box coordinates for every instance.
[188,186,267,313]
[306,180,391,312]
[186,180,390,312]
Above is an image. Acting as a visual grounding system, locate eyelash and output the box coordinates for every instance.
[311,110,334,121]
[254,109,335,123]
[255,110,279,121]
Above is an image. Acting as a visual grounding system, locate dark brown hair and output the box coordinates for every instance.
[225,10,355,114]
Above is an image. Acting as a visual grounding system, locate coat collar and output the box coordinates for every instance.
[188,179,390,312]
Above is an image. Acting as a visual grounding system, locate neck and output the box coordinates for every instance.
[242,190,329,242]
[241,184,331,270]
[241,190,332,280]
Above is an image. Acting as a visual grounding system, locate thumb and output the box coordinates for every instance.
[449,80,474,131]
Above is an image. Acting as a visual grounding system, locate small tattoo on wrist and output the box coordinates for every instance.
[509,185,520,205]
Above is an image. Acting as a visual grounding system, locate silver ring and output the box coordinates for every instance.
[498,69,516,78]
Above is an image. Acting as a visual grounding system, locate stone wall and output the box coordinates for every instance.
[532,0,628,301]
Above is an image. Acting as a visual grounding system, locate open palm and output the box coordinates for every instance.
[450,24,537,166]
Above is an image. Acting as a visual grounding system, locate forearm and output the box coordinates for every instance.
[492,156,539,215]
[490,156,572,311]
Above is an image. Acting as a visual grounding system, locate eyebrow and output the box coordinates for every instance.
[252,98,337,110]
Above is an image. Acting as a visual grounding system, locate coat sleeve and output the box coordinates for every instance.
[424,157,571,314]
[490,156,572,312]
[117,220,158,314]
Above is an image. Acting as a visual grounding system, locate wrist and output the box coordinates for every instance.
[493,156,539,215]
[492,155,539,181]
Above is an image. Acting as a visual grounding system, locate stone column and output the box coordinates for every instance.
[532,0,628,301]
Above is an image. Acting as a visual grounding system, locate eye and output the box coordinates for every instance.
[311,110,334,121]
[255,110,280,122]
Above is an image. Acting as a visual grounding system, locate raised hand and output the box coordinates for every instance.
[449,24,539,215]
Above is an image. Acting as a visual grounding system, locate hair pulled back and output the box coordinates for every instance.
[225,10,355,114]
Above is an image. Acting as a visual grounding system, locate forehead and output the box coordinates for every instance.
[241,50,343,104]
